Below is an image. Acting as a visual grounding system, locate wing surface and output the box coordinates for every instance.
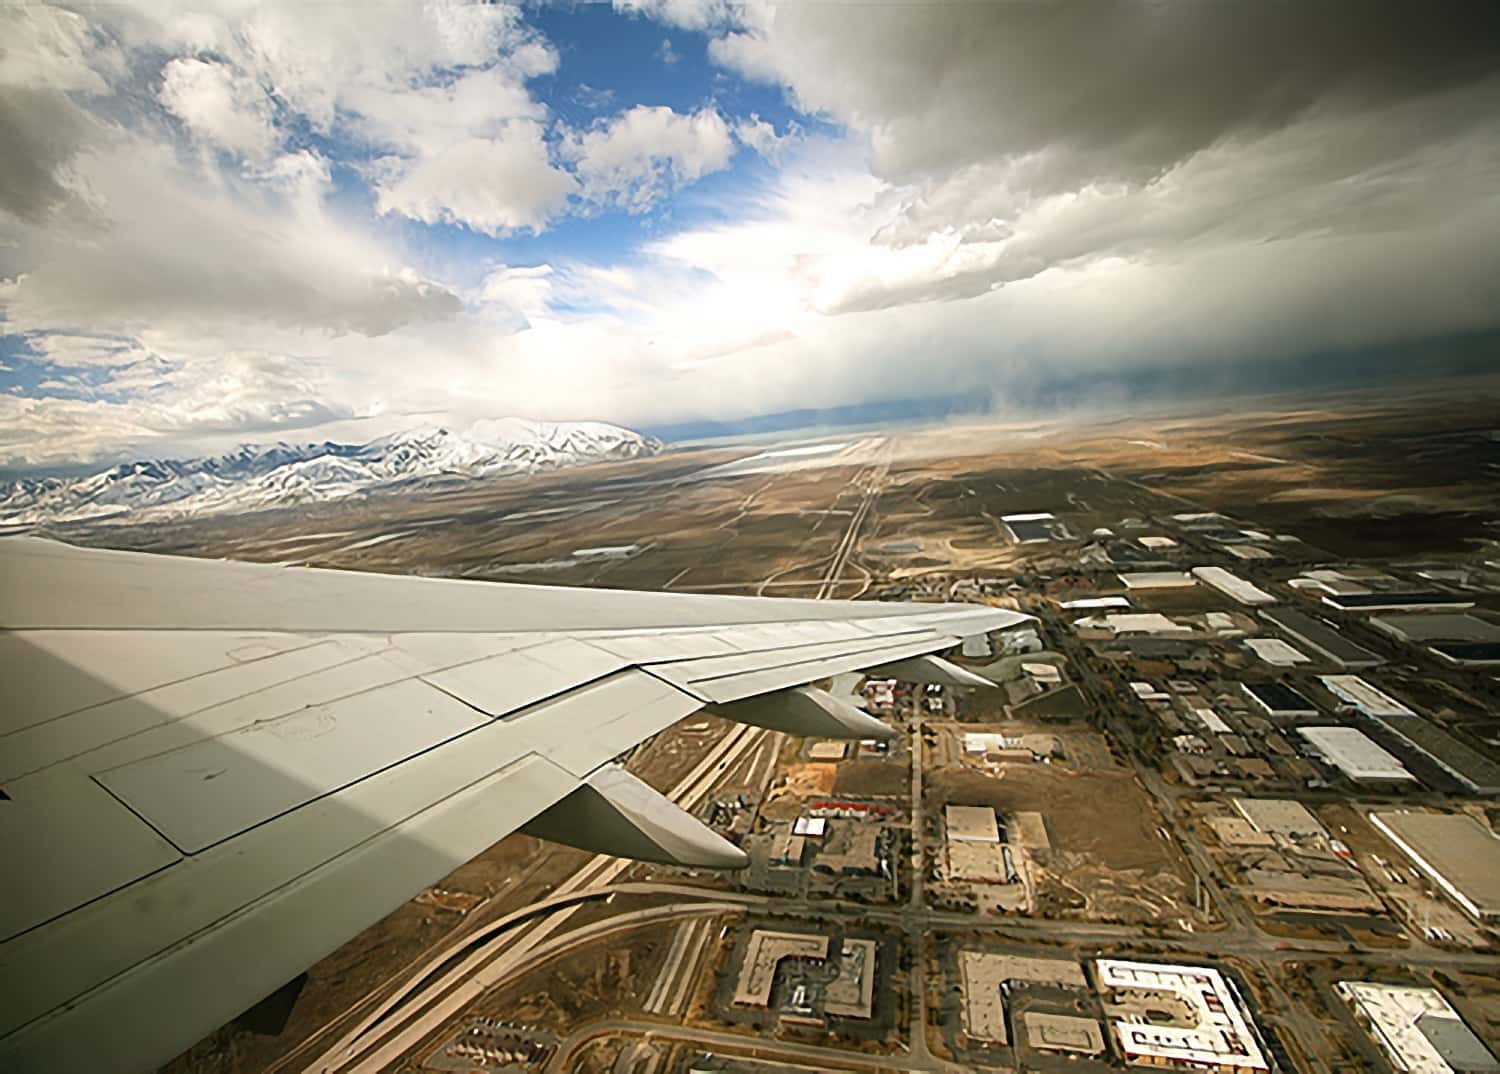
[0,537,1029,1072]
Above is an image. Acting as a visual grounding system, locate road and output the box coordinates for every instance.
[303,723,769,1073]
[303,454,894,1072]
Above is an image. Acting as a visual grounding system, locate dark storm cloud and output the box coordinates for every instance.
[719,1,1500,187]
[0,88,98,224]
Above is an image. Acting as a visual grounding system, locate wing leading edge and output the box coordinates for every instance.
[0,537,1030,1073]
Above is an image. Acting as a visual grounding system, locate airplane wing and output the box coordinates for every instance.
[0,537,1029,1073]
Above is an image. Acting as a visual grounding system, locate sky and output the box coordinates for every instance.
[2,1,1499,470]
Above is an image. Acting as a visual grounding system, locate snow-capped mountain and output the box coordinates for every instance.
[0,421,663,526]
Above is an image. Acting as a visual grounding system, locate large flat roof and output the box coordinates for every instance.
[1324,592,1475,612]
[1338,981,1498,1074]
[1261,607,1382,667]
[732,930,828,1007]
[1233,797,1325,839]
[1319,674,1415,717]
[1367,714,1500,795]
[1298,726,1415,783]
[1096,959,1268,1072]
[1118,571,1195,589]
[946,804,1000,842]
[1243,681,1319,715]
[1191,566,1276,605]
[1370,613,1500,644]
[1370,812,1500,921]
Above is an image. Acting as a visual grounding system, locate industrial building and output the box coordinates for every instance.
[1242,681,1320,718]
[1322,592,1475,612]
[1095,959,1269,1072]
[1232,798,1325,840]
[1024,1013,1106,1056]
[1191,566,1276,606]
[1077,612,1193,637]
[1119,571,1196,589]
[1260,607,1382,668]
[1338,982,1498,1074]
[1297,727,1416,785]
[1317,676,1500,793]
[1243,638,1309,666]
[958,951,1087,1046]
[731,931,829,1007]
[1370,811,1500,923]
[1366,716,1500,795]
[823,939,877,1019]
[1370,613,1500,646]
[1319,675,1416,717]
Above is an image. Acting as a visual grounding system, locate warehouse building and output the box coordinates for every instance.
[1323,592,1475,612]
[1119,570,1196,589]
[1232,798,1326,840]
[1260,607,1382,668]
[1370,811,1500,923]
[732,931,829,1007]
[1297,727,1416,785]
[1095,959,1269,1072]
[1242,681,1320,718]
[1318,677,1500,793]
[1192,566,1277,606]
[1338,982,1498,1074]
[1319,675,1415,718]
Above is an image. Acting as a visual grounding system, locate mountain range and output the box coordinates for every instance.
[0,420,663,526]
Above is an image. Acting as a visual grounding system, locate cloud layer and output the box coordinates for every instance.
[2,0,1499,468]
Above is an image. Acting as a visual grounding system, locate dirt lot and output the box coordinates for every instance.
[926,765,1203,926]
[834,758,911,797]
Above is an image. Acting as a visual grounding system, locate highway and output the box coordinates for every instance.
[304,722,770,1073]
[303,460,895,1071]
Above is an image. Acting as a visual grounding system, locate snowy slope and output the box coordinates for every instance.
[1,422,662,525]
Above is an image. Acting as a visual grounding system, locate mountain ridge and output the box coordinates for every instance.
[0,421,663,526]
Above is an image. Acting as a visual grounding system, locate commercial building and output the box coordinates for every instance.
[1297,727,1416,785]
[823,939,877,1019]
[1191,566,1276,606]
[1003,512,1064,542]
[1119,571,1196,589]
[959,951,1087,1046]
[1061,595,1132,610]
[732,931,829,1007]
[946,805,1001,843]
[1260,607,1382,668]
[1243,638,1309,666]
[1232,798,1325,840]
[1365,716,1500,795]
[1318,675,1415,717]
[1369,613,1500,645]
[1242,681,1320,718]
[1338,982,1498,1074]
[1317,677,1500,793]
[1323,592,1475,612]
[1370,811,1500,922]
[1024,1013,1106,1056]
[792,816,827,838]
[1095,959,1269,1072]
[1079,612,1193,637]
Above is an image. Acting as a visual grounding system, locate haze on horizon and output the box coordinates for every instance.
[3,0,1499,471]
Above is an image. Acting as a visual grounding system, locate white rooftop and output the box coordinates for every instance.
[1192,566,1276,605]
[1338,982,1497,1074]
[1245,637,1310,666]
[1319,675,1416,717]
[1298,726,1416,782]
[1096,959,1268,1072]
[1061,595,1131,609]
[1081,612,1191,636]
[1119,571,1195,589]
